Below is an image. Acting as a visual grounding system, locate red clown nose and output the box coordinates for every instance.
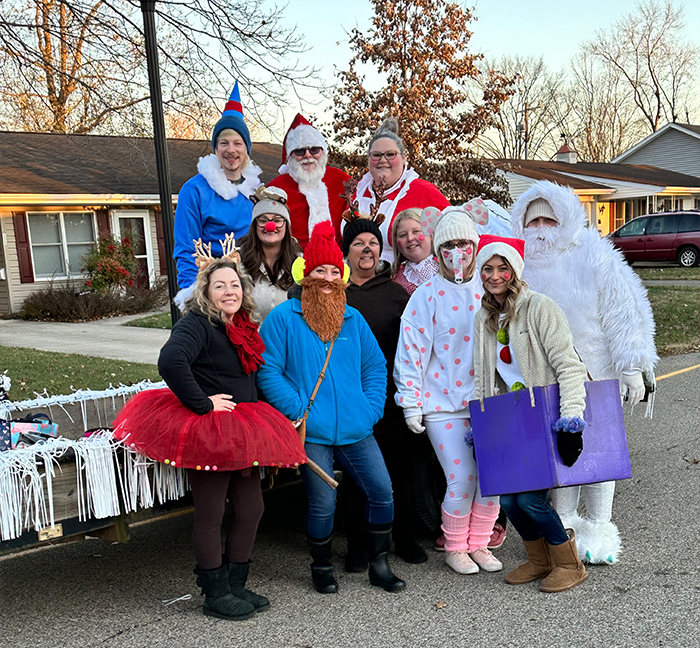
[264,221,277,233]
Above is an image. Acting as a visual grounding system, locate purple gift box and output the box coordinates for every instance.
[469,380,631,497]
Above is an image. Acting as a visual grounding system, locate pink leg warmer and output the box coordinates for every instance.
[442,506,470,552]
[468,502,500,552]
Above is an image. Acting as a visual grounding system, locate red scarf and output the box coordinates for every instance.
[225,311,265,374]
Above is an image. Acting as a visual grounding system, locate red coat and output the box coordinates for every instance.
[269,167,351,250]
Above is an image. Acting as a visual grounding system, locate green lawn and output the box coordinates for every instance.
[123,312,173,329]
[634,266,700,281]
[0,346,161,401]
[646,286,700,356]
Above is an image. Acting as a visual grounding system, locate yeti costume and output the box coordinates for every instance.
[511,180,658,564]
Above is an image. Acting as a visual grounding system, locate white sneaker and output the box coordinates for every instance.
[445,550,479,574]
[469,547,503,572]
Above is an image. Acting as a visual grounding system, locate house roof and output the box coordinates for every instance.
[493,158,700,192]
[0,131,284,196]
[611,123,700,163]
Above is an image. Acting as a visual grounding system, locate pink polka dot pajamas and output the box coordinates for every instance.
[394,273,500,552]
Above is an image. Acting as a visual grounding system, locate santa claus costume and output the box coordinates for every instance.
[511,180,658,564]
[268,114,350,250]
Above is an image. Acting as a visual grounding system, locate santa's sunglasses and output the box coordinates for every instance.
[291,146,323,158]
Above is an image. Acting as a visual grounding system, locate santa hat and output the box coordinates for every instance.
[281,113,327,163]
[476,235,525,279]
[302,221,344,276]
[524,198,557,226]
[211,81,252,153]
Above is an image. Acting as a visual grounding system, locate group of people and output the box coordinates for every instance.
[112,82,658,620]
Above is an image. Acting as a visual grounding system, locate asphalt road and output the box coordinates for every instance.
[1,352,698,648]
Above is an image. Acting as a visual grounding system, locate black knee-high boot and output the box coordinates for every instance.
[308,534,338,594]
[366,525,406,592]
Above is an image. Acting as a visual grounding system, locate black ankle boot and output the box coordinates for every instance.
[367,526,406,593]
[194,565,255,621]
[308,534,338,594]
[227,561,270,612]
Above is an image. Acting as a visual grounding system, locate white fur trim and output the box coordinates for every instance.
[284,124,327,159]
[298,181,331,238]
[476,241,524,278]
[197,154,262,201]
[574,518,622,564]
[509,180,658,381]
[174,283,196,312]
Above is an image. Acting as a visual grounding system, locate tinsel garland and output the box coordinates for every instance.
[0,380,190,542]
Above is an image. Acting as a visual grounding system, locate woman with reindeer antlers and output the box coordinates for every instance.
[113,235,306,621]
[338,193,427,569]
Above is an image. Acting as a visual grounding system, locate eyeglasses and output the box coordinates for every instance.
[291,146,323,158]
[369,151,400,161]
[256,217,286,228]
[441,240,473,251]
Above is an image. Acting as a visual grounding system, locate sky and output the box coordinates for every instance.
[262,0,700,142]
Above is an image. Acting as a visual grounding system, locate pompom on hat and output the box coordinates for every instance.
[291,220,349,282]
[281,113,327,164]
[211,81,252,153]
[476,235,525,279]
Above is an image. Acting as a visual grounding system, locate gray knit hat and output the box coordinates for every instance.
[432,206,479,253]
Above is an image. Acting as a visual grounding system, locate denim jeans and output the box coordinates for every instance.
[500,489,568,545]
[300,435,394,539]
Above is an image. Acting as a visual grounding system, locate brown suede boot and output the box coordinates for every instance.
[505,537,553,584]
[539,530,588,593]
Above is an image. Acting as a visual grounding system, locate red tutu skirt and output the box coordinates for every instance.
[112,389,307,472]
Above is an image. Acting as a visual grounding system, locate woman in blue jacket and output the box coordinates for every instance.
[257,221,405,594]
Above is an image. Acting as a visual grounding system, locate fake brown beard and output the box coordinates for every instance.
[301,276,347,342]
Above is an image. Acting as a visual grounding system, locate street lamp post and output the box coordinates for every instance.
[140,0,180,325]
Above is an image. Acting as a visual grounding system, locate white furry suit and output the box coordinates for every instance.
[511,181,658,564]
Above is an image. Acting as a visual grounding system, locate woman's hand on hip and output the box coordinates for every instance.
[209,394,237,412]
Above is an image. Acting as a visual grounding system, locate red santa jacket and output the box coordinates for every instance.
[269,166,351,250]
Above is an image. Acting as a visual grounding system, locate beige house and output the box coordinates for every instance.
[493,142,700,236]
[0,132,282,315]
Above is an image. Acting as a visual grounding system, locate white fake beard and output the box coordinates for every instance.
[287,152,328,188]
[522,225,562,256]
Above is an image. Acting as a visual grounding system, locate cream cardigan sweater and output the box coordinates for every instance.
[473,287,588,419]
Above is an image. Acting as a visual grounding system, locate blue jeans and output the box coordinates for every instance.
[500,489,568,545]
[300,435,394,539]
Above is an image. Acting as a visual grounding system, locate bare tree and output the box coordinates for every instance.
[564,51,648,162]
[331,0,515,206]
[0,0,319,136]
[476,55,571,160]
[586,0,698,133]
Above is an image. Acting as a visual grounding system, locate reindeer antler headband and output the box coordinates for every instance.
[192,233,241,271]
[340,178,387,227]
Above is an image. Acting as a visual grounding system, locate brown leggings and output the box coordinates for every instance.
[188,468,264,570]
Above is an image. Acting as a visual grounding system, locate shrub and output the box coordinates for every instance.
[81,235,138,293]
[18,278,168,322]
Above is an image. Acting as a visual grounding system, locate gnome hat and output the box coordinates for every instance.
[476,235,525,279]
[281,113,327,163]
[211,81,252,153]
[303,221,344,276]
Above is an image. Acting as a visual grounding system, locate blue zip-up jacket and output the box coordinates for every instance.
[173,174,253,290]
[257,298,387,446]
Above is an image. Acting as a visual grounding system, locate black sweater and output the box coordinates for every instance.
[158,310,257,415]
[346,262,409,427]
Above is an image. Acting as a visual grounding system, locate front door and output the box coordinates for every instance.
[112,210,154,287]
